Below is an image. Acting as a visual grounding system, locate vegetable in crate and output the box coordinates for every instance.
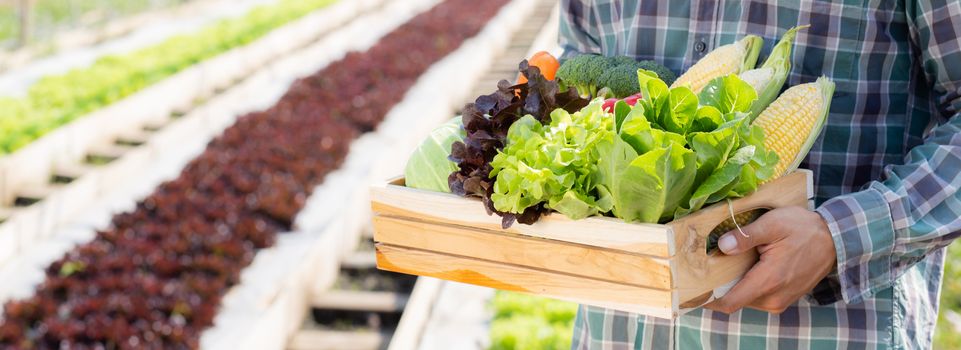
[738,25,808,120]
[556,54,675,98]
[448,37,833,227]
[671,35,763,93]
[601,92,642,113]
[404,117,465,192]
[516,51,560,84]
[489,100,614,220]
[448,60,590,228]
[489,68,778,225]
[596,57,677,98]
[555,54,613,97]
[598,71,778,222]
[752,76,834,179]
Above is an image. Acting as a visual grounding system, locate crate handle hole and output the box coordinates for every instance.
[705,208,770,256]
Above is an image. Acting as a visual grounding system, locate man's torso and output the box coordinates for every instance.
[563,0,943,348]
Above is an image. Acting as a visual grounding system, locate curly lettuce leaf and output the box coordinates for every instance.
[490,100,613,220]
[449,60,590,228]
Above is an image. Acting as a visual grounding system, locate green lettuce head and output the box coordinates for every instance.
[404,117,465,192]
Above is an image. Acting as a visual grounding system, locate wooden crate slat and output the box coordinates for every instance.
[373,215,672,289]
[370,182,672,257]
[375,244,674,318]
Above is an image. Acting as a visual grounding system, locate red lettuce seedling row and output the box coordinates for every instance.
[0,0,509,348]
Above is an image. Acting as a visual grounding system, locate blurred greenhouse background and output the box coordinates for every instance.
[0,0,188,48]
[0,0,958,349]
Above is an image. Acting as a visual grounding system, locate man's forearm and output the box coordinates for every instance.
[815,112,961,304]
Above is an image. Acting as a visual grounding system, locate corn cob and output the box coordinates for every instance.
[739,68,775,93]
[753,76,835,179]
[740,25,808,121]
[671,35,763,93]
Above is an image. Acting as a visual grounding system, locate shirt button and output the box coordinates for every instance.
[694,41,707,52]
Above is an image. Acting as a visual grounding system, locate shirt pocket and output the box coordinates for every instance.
[788,0,869,84]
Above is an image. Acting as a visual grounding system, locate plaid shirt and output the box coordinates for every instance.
[561,0,961,348]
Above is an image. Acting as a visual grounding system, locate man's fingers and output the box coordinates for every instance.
[747,296,792,314]
[717,212,779,255]
[705,260,779,314]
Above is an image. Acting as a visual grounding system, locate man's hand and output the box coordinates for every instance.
[704,206,837,314]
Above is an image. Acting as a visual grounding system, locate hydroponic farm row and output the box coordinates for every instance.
[0,0,513,348]
[0,0,387,263]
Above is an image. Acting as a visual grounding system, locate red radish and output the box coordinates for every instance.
[603,93,643,113]
[602,98,618,113]
[623,93,643,106]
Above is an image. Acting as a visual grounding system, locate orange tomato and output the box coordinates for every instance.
[516,51,559,84]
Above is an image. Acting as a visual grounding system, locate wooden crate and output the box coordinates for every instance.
[370,170,813,319]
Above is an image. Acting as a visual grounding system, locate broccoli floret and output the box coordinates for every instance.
[582,56,615,94]
[560,55,676,98]
[636,60,677,86]
[595,60,678,98]
[607,55,638,67]
[556,54,613,97]
[597,65,641,98]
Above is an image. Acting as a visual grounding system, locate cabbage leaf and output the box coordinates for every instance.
[404,117,465,192]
